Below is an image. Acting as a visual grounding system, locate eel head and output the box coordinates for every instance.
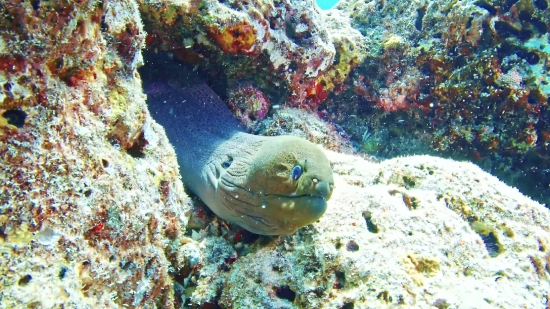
[219,135,334,235]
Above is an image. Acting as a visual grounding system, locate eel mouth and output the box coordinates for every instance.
[268,194,328,224]
[217,180,330,235]
[276,193,327,201]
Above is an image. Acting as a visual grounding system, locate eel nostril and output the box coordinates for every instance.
[313,178,318,185]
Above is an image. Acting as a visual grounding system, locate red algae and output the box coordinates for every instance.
[207,22,259,56]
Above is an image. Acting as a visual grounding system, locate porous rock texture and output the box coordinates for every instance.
[1,1,550,309]
[0,1,191,307]
[330,0,550,205]
[188,154,550,309]
[254,106,355,153]
[138,0,365,109]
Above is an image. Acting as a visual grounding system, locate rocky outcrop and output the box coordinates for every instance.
[1,1,549,308]
[0,1,190,307]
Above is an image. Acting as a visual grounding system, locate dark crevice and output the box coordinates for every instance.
[497,42,540,64]
[403,176,416,188]
[415,6,426,31]
[126,131,148,158]
[362,211,379,233]
[480,232,502,257]
[2,109,27,127]
[59,266,68,279]
[3,82,12,91]
[494,21,522,38]
[534,0,548,10]
[474,1,497,15]
[30,0,40,11]
[528,91,542,105]
[346,240,359,252]
[341,302,355,309]
[528,17,547,34]
[517,49,539,64]
[18,274,32,286]
[275,285,296,302]
[334,270,346,289]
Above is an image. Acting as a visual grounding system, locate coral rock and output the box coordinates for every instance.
[189,154,550,309]
[139,0,364,108]
[207,21,259,56]
[227,84,270,129]
[0,1,190,308]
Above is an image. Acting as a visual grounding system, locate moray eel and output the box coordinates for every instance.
[146,70,334,236]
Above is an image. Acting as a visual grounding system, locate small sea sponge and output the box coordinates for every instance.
[227,84,270,129]
[382,34,406,49]
[471,221,492,235]
[207,21,257,55]
[402,252,440,285]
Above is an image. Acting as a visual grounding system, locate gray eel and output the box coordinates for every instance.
[146,75,334,236]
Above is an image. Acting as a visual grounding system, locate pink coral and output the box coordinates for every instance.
[227,84,270,129]
[377,92,410,112]
[353,69,423,113]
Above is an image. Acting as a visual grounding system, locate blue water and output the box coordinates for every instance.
[316,0,339,10]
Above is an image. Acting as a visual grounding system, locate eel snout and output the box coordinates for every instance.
[311,179,333,201]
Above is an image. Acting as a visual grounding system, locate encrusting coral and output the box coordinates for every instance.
[187,154,550,308]
[227,83,271,130]
[329,0,550,205]
[138,0,365,110]
[0,1,191,307]
[1,0,550,308]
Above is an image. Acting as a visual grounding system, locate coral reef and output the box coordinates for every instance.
[0,1,191,307]
[227,83,270,129]
[2,0,550,308]
[325,0,550,205]
[184,154,550,308]
[138,0,365,109]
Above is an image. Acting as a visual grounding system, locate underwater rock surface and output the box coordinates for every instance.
[1,0,550,308]
[0,0,191,307]
[186,153,550,308]
[330,0,550,205]
[138,0,365,110]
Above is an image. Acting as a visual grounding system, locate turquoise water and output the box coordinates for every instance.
[316,0,339,10]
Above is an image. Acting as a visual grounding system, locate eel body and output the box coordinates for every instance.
[146,74,334,236]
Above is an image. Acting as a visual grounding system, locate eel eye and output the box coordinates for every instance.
[222,155,233,169]
[291,164,303,180]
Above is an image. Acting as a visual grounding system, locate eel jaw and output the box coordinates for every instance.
[256,194,328,236]
[219,192,329,236]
